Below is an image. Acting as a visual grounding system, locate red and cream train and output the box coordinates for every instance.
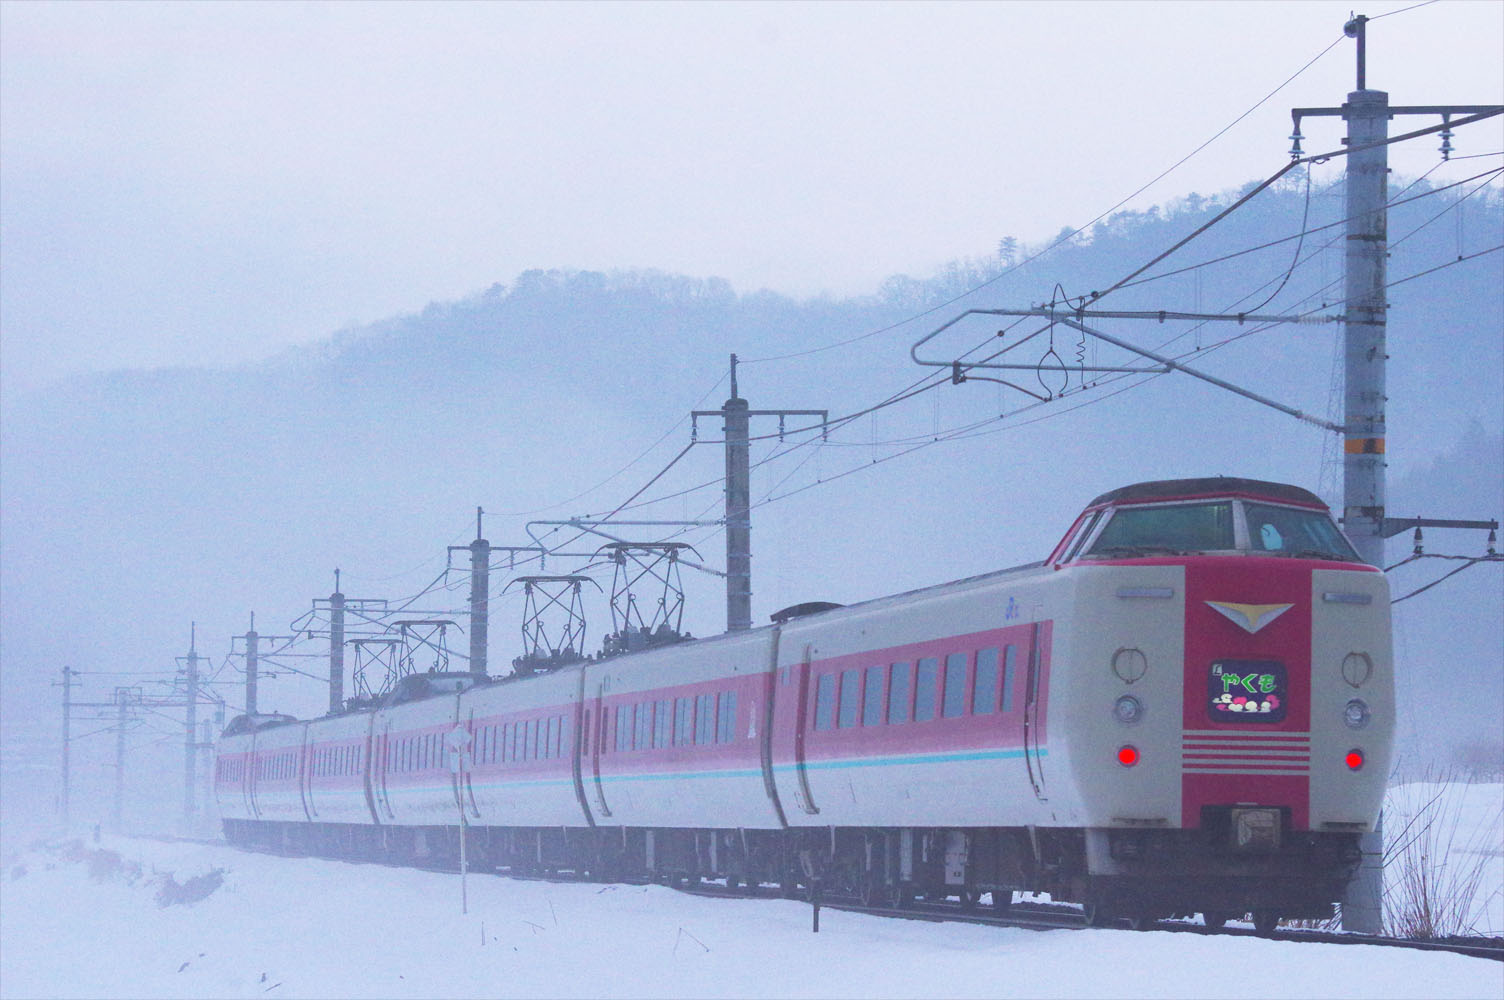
[215,477,1393,926]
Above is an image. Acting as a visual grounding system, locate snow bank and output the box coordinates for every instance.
[2,834,1500,1000]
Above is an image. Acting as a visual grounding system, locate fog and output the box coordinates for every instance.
[1,1,1501,834]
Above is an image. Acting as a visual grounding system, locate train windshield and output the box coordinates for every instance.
[1080,498,1361,561]
[1087,501,1236,557]
[1244,502,1359,561]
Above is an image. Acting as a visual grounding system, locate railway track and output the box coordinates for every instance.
[123,836,1504,963]
[493,864,1504,963]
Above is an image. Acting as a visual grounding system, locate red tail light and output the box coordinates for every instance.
[1345,749,1365,771]
[1117,745,1140,767]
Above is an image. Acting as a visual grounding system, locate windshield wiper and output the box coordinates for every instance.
[1090,545,1184,558]
[1289,548,1349,562]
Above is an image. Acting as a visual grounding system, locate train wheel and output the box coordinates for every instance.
[959,888,979,912]
[1252,910,1281,936]
[1081,901,1116,927]
[1202,911,1234,928]
[1124,912,1158,931]
[991,890,1013,913]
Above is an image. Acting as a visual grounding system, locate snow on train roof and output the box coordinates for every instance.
[1088,477,1325,509]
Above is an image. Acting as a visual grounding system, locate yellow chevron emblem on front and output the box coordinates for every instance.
[1206,601,1294,634]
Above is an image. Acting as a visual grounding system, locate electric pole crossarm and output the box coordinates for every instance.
[1294,104,1504,117]
[910,308,1334,371]
[1381,516,1499,539]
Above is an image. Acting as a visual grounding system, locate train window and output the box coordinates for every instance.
[635,702,652,750]
[1244,502,1358,561]
[580,713,589,757]
[943,653,968,718]
[1208,659,1287,723]
[1064,510,1104,562]
[863,665,885,726]
[696,694,714,745]
[974,648,999,714]
[1088,501,1235,555]
[600,711,610,755]
[717,692,737,743]
[533,718,545,760]
[888,662,912,724]
[814,673,836,731]
[1001,646,1017,712]
[655,699,671,748]
[616,704,631,752]
[915,657,939,722]
[675,697,692,746]
[838,668,862,728]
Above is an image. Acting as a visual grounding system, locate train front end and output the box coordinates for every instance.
[1052,477,1393,921]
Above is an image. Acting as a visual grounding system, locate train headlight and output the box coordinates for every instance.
[1345,749,1365,771]
[1341,652,1373,688]
[1111,648,1148,684]
[1117,745,1140,767]
[1113,695,1144,724]
[1343,698,1370,730]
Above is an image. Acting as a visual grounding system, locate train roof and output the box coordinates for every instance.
[1087,477,1325,509]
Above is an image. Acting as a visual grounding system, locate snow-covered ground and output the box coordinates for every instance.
[2,786,1500,999]
[1384,781,1503,938]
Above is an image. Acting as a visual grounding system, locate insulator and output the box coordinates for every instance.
[1488,528,1497,556]
[1438,128,1454,161]
[1288,125,1304,161]
[1412,526,1424,556]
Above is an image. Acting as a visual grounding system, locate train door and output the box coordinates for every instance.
[587,684,613,818]
[360,712,382,825]
[790,646,820,816]
[371,719,395,821]
[570,669,596,825]
[1023,623,1048,801]
[758,632,789,828]
[456,705,480,821]
[245,732,260,819]
[299,724,316,821]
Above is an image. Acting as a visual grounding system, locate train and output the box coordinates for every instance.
[214,476,1393,929]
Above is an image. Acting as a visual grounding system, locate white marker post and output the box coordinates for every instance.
[446,725,474,915]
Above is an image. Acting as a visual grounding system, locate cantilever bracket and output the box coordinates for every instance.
[912,307,1344,433]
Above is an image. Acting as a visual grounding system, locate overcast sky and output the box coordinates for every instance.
[2,0,1501,391]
